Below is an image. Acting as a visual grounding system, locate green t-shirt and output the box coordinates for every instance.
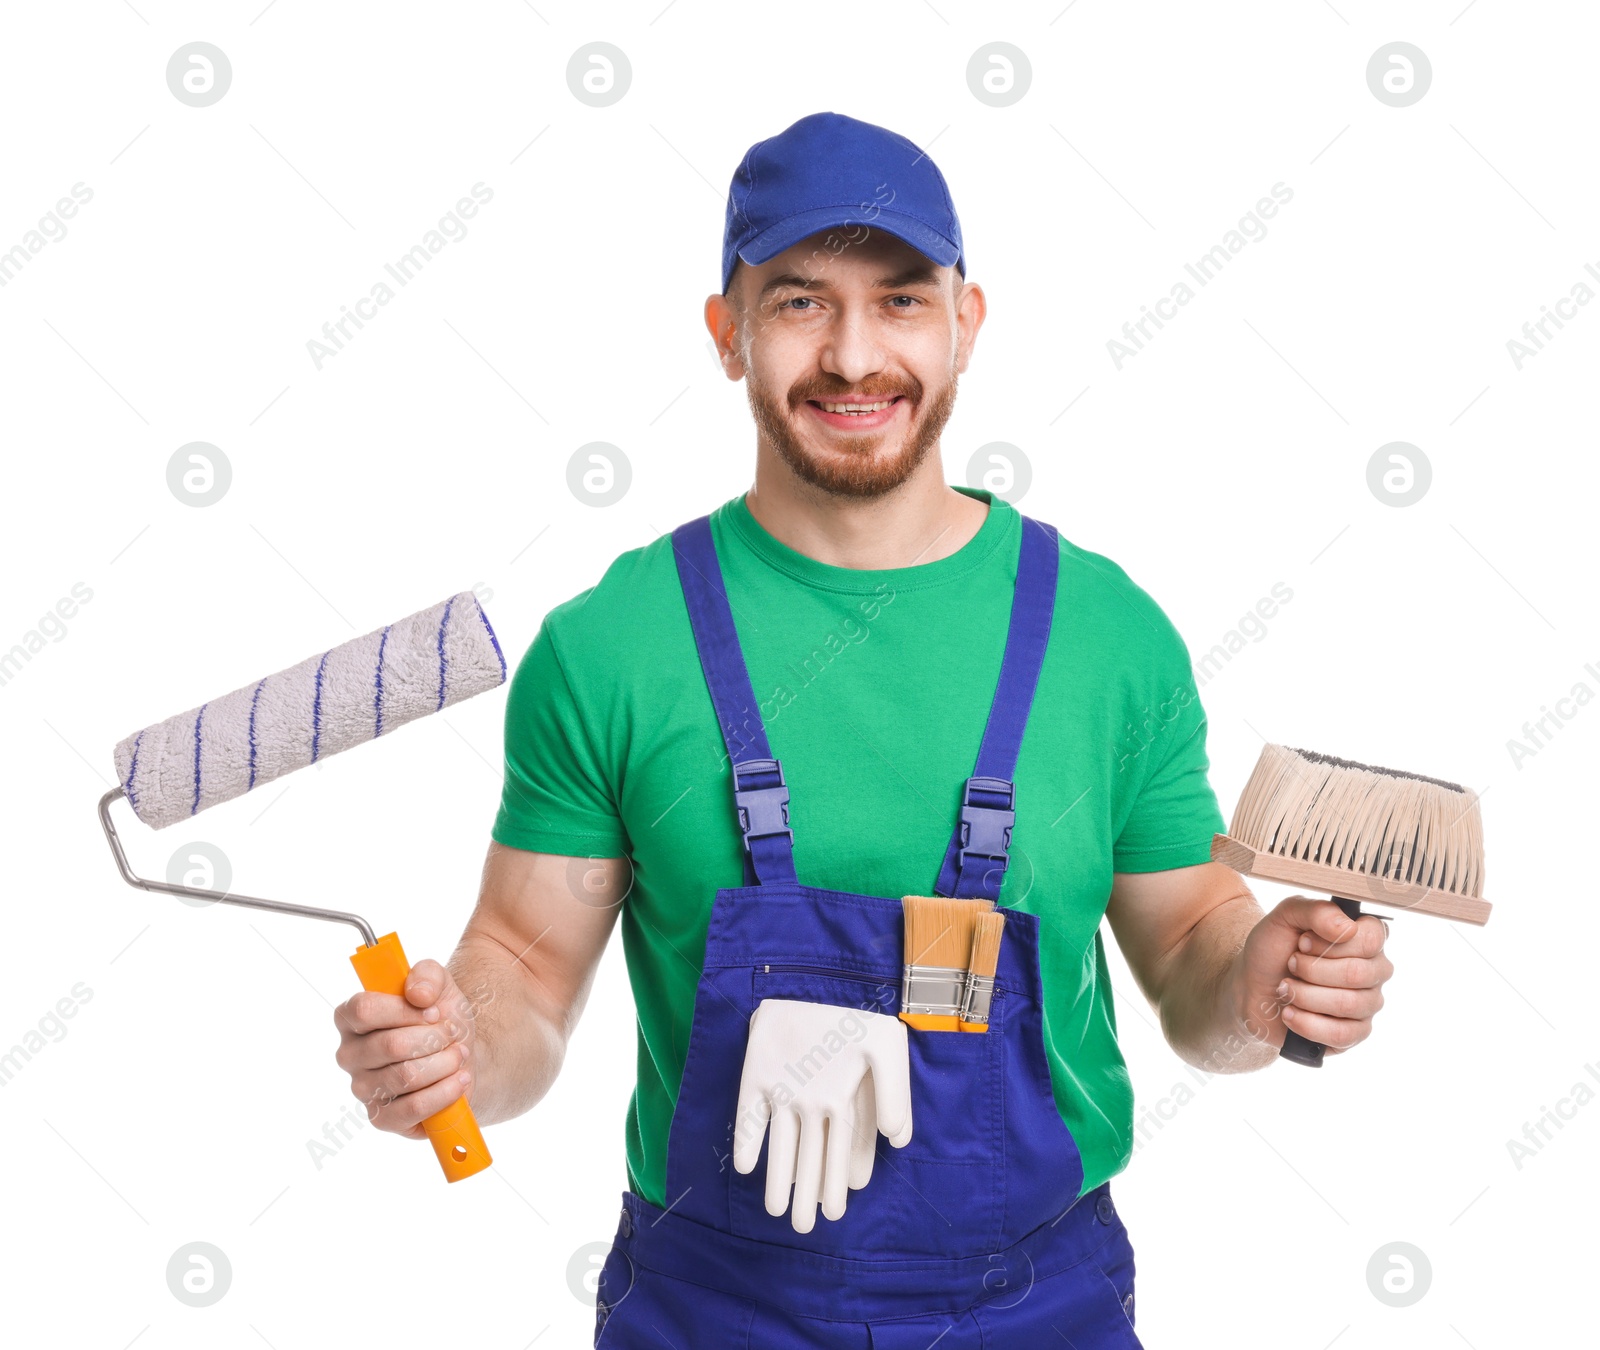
[491,486,1225,1206]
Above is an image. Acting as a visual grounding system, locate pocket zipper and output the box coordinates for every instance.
[758,962,894,985]
[757,963,901,1016]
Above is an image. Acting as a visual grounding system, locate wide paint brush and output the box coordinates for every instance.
[1211,742,1491,1067]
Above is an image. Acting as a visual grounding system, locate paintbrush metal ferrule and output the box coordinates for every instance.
[901,963,967,1018]
[958,971,994,1026]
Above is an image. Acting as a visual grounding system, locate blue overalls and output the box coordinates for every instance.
[593,511,1144,1348]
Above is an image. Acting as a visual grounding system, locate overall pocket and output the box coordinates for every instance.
[595,1258,756,1349]
[726,962,1005,1257]
[969,1236,1143,1349]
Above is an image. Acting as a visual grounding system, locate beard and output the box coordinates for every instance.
[745,363,960,500]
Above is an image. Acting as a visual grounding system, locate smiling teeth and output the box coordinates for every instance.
[820,400,892,414]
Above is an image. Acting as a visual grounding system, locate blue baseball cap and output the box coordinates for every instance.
[721,111,965,296]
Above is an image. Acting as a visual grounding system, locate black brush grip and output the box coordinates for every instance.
[1279,897,1364,1068]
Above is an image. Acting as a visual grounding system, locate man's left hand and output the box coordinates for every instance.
[1233,897,1394,1054]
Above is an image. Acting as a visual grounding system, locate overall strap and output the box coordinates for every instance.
[671,514,798,887]
[934,517,1060,902]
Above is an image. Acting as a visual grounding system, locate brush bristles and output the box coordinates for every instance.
[967,911,1004,979]
[902,896,993,970]
[1230,744,1484,898]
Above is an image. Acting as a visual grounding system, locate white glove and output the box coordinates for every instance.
[732,997,913,1233]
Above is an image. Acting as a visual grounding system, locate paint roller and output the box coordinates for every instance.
[97,591,507,1181]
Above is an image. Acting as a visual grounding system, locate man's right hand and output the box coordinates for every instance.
[332,958,476,1139]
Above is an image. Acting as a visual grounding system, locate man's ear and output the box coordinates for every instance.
[952,280,986,377]
[704,293,747,380]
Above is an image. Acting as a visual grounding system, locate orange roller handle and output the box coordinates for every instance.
[349,931,493,1183]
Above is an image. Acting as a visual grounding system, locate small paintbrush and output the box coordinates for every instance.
[958,910,1005,1033]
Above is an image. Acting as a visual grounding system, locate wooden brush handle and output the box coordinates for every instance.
[349,931,493,1182]
[1280,898,1364,1069]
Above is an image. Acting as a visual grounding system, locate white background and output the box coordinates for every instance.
[1,1,1594,1345]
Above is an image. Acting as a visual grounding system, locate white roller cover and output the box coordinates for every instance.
[113,591,507,830]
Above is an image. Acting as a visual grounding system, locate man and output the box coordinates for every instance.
[332,112,1393,1347]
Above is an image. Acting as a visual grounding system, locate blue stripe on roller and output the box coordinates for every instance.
[374,624,391,738]
[191,702,209,816]
[247,678,265,789]
[124,729,144,812]
[436,595,457,710]
[471,593,506,682]
[311,650,331,762]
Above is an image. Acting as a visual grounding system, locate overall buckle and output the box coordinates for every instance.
[733,757,793,854]
[956,775,1015,878]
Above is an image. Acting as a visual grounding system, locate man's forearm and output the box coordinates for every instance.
[1156,890,1280,1074]
[447,931,569,1127]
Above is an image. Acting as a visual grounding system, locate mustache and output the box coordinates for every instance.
[792,385,917,405]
